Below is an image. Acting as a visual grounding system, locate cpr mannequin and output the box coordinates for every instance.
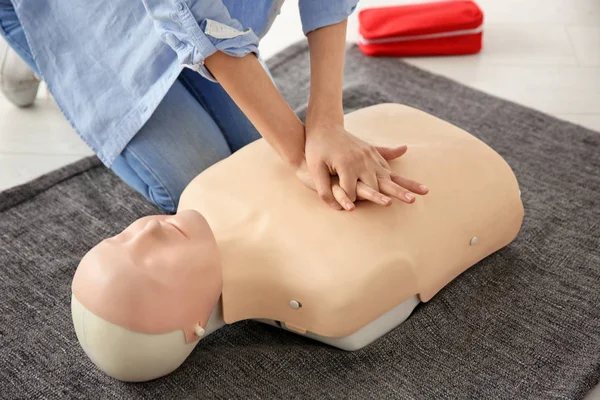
[71,104,524,382]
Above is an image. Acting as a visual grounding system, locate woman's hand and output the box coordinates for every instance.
[300,123,429,210]
[299,20,427,209]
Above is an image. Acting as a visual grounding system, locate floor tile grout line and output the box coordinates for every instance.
[563,24,586,67]
[0,151,91,157]
[556,113,600,116]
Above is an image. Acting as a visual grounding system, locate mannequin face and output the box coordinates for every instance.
[74,209,221,333]
[103,209,212,270]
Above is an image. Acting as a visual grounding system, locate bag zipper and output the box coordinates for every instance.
[359,25,483,45]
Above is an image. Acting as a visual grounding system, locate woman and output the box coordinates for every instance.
[0,0,428,213]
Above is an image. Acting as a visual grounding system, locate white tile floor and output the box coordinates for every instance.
[1,0,599,191]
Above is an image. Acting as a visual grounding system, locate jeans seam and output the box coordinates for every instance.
[126,147,176,212]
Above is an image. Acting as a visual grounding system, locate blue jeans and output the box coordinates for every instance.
[111,69,262,213]
[0,0,262,213]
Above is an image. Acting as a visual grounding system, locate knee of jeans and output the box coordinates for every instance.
[147,185,179,214]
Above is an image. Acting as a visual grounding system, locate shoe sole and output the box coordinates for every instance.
[1,82,39,107]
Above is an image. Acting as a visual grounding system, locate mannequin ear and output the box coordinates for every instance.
[194,323,205,337]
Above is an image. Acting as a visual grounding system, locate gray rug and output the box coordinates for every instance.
[1,42,599,400]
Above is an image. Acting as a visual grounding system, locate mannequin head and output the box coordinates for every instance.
[71,209,222,381]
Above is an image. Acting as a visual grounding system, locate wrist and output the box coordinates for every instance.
[306,103,344,133]
[283,147,305,169]
[269,120,306,169]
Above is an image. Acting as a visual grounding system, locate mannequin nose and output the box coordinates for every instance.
[133,219,165,241]
[145,219,162,231]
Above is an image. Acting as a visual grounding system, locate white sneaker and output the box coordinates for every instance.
[0,37,40,107]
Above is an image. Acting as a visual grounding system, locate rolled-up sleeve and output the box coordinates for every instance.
[141,0,260,80]
[299,0,359,35]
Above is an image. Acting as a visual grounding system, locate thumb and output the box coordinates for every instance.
[376,145,408,161]
[311,163,341,210]
[295,166,316,191]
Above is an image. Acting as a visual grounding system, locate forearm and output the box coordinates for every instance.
[306,20,348,130]
[204,51,305,167]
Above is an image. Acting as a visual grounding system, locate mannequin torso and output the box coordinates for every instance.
[178,103,523,338]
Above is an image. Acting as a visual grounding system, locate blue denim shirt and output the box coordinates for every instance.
[11,0,358,166]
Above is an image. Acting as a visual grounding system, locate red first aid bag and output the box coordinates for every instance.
[358,0,484,57]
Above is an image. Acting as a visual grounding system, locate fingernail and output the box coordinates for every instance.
[345,202,355,211]
[381,195,392,204]
[405,193,415,201]
[419,185,428,192]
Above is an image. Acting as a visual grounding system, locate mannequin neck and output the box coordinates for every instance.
[204,298,226,337]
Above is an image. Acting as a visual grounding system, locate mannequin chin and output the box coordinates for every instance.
[71,104,524,382]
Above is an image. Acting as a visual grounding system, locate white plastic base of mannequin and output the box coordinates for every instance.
[203,295,420,351]
[257,296,420,351]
